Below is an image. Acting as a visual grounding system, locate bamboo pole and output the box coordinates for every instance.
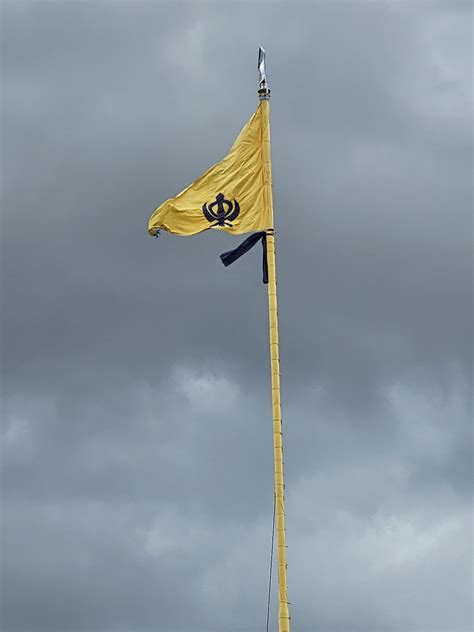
[259,50,291,632]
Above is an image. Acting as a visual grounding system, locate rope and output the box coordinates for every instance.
[266,492,276,632]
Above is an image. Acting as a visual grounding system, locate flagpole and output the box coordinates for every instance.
[258,47,291,632]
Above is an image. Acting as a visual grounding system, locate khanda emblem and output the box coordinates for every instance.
[202,193,240,227]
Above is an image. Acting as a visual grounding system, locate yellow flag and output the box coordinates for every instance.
[148,101,272,236]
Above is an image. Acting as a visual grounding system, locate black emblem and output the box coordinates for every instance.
[202,193,240,227]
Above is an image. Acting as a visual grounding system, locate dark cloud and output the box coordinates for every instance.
[1,1,472,631]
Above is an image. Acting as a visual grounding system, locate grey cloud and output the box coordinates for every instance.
[1,1,472,631]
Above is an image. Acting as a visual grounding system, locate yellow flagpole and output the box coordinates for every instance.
[258,48,291,632]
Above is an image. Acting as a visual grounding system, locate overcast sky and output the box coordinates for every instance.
[1,1,472,631]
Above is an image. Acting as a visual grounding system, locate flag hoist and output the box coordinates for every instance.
[148,47,290,632]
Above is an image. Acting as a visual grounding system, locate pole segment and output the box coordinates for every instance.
[258,47,290,632]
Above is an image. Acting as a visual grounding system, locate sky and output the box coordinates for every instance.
[1,1,472,631]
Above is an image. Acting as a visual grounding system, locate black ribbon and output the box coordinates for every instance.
[219,231,268,284]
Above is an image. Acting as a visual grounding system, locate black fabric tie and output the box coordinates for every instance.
[219,231,268,284]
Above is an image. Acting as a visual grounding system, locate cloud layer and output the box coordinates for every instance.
[1,1,472,631]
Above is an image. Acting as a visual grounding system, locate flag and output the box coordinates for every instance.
[148,101,272,237]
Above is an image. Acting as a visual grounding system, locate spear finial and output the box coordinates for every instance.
[258,46,270,99]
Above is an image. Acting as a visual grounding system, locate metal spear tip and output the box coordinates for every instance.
[258,46,266,82]
[257,46,270,98]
